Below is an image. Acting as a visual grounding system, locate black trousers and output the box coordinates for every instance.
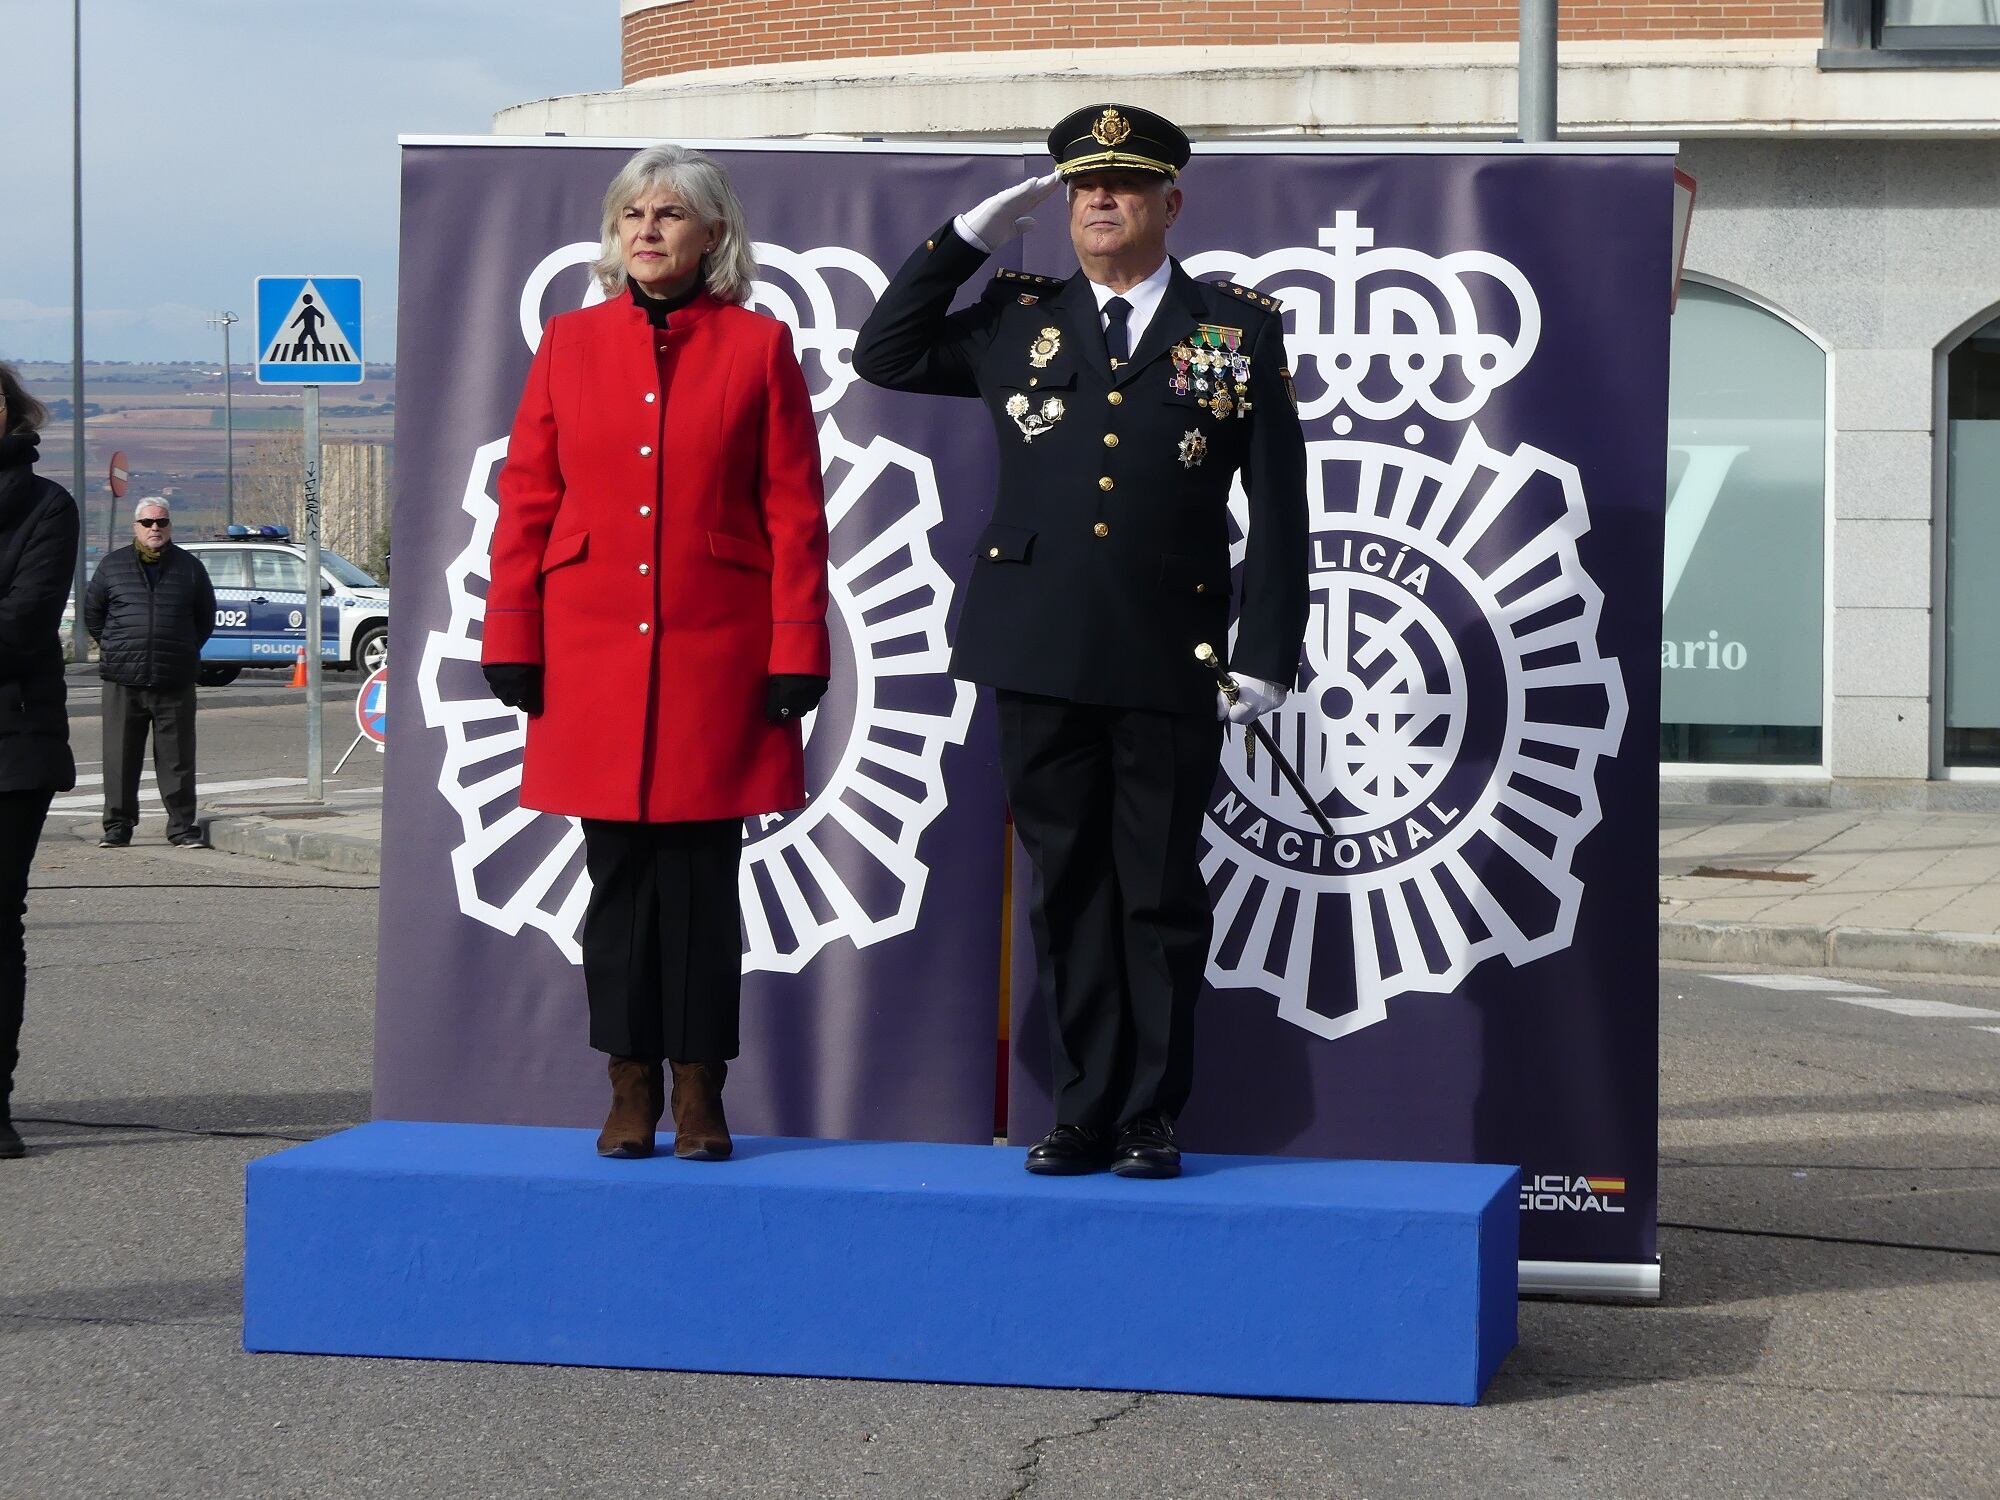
[580,818,743,1063]
[102,681,197,839]
[997,691,1225,1131]
[0,789,54,1116]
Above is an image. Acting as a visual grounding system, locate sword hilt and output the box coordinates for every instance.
[1195,642,1238,702]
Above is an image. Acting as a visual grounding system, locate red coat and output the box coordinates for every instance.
[484,292,829,822]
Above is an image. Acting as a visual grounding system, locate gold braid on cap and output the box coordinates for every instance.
[1057,149,1178,180]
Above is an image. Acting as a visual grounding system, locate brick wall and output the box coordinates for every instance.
[623,0,1822,82]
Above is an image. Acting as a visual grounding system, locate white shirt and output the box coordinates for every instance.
[1086,257,1172,359]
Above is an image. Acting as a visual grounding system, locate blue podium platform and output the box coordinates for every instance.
[244,1122,1518,1404]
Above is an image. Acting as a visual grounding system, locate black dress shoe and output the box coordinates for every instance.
[0,1119,24,1160]
[1111,1111,1181,1178]
[1025,1123,1115,1175]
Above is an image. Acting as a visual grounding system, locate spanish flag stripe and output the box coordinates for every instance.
[1585,1177,1627,1193]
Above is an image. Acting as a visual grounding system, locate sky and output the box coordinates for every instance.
[0,0,613,363]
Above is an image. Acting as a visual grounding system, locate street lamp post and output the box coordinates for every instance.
[209,311,238,527]
[68,0,87,662]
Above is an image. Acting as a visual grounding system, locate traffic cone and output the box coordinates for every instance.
[288,648,308,688]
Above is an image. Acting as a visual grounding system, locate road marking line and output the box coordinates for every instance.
[45,776,306,815]
[1712,974,1885,994]
[1826,995,2000,1020]
[1977,1027,2000,1036]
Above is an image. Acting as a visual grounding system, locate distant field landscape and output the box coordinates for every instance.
[19,361,394,566]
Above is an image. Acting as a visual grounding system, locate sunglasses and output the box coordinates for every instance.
[136,518,171,528]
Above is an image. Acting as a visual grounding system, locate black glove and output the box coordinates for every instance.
[483,663,544,717]
[765,674,829,724]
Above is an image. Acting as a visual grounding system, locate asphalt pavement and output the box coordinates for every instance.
[4,803,1995,1496]
[9,690,1997,1495]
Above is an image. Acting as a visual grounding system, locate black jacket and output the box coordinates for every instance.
[854,224,1309,714]
[0,437,79,793]
[83,540,216,690]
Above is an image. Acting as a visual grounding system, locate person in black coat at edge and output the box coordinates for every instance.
[0,360,81,1159]
[83,493,215,848]
[854,106,1310,1178]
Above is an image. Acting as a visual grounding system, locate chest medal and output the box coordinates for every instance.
[1028,327,1062,368]
[1006,391,1066,442]
[1176,324,1251,419]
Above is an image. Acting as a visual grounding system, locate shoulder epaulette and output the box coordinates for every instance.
[1212,280,1282,313]
[993,267,1066,290]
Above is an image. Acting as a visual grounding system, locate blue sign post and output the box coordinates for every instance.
[253,274,365,803]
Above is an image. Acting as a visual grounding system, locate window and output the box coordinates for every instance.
[1942,313,2000,769]
[1823,0,2000,64]
[194,550,247,588]
[1660,281,1828,767]
[250,550,308,593]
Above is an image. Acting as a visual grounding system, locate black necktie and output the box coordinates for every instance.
[1103,296,1132,366]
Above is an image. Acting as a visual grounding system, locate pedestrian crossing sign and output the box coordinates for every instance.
[255,275,364,385]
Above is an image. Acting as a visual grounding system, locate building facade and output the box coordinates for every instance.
[499,1,2000,794]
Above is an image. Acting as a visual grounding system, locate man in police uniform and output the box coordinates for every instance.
[855,105,1308,1177]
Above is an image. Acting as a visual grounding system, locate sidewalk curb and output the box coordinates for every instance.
[1660,918,2000,978]
[201,814,381,876]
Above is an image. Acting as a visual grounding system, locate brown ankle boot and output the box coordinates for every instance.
[597,1057,664,1159]
[668,1060,732,1161]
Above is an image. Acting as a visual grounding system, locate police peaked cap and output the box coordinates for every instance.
[1048,104,1191,182]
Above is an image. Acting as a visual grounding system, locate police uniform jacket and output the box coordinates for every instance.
[854,224,1308,714]
[483,291,830,823]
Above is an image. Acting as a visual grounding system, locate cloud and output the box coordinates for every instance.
[0,0,612,361]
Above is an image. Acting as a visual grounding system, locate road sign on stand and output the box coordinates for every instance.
[254,276,364,385]
[334,664,389,777]
[356,666,388,745]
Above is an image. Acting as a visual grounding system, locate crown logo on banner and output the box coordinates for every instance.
[416,240,972,973]
[1183,214,1626,1043]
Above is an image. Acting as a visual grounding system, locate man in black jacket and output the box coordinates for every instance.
[83,497,215,848]
[855,106,1309,1177]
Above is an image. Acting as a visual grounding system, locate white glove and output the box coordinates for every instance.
[953,172,1064,254]
[1217,673,1288,725]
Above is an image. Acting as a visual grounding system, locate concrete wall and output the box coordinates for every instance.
[1675,138,2000,777]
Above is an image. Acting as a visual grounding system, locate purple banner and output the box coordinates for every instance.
[998,150,1672,1281]
[379,140,1669,1283]
[378,143,1030,1141]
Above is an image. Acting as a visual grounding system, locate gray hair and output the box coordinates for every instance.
[591,144,757,305]
[133,496,170,519]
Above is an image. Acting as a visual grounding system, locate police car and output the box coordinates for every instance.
[185,525,390,686]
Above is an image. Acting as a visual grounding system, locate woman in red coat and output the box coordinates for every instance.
[482,144,829,1162]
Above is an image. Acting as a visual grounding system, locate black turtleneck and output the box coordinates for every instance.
[628,276,702,329]
[0,432,40,474]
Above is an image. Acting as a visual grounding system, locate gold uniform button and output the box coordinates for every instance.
[926,238,936,251]
[1195,583,1207,594]
[1093,522,1110,538]
[1102,433,1119,449]
[988,546,1001,558]
[1107,390,1124,406]
[1098,476,1114,492]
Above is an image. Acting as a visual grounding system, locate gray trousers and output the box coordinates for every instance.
[101,682,198,840]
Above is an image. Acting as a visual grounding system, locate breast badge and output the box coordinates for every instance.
[1178,430,1208,469]
[1028,327,1062,368]
[1006,391,1066,442]
[1176,324,1251,418]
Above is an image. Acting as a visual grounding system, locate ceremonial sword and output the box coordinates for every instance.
[1195,643,1338,840]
